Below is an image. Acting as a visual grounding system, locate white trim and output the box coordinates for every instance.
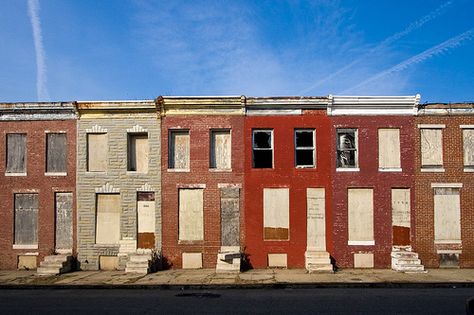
[22,252,39,256]
[167,168,190,172]
[434,240,462,244]
[417,124,445,129]
[217,183,242,188]
[127,125,148,133]
[379,168,402,172]
[336,168,360,172]
[246,109,302,116]
[45,172,67,176]
[328,95,420,116]
[421,168,445,173]
[95,182,120,193]
[86,125,107,133]
[137,183,154,192]
[437,249,462,254]
[460,125,474,129]
[464,168,474,172]
[431,183,463,188]
[209,168,232,172]
[348,240,375,246]
[5,173,27,177]
[176,183,206,189]
[13,244,38,250]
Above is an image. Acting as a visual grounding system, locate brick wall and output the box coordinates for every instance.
[0,120,76,269]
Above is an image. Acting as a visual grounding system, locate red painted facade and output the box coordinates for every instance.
[244,109,332,268]
[330,116,415,268]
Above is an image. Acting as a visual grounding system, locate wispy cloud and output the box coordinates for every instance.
[27,0,49,101]
[298,1,453,94]
[341,29,474,94]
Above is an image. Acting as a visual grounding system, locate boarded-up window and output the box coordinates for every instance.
[378,129,401,169]
[295,129,315,168]
[46,133,67,173]
[96,194,120,244]
[348,188,374,243]
[55,192,73,250]
[14,194,38,245]
[87,133,107,172]
[434,188,461,243]
[179,189,204,241]
[463,129,474,169]
[420,128,443,168]
[210,130,231,169]
[392,189,410,246]
[252,130,273,168]
[6,133,26,173]
[336,129,358,168]
[263,188,289,240]
[169,130,190,169]
[128,133,148,173]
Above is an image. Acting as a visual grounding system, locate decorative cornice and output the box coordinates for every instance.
[95,183,120,193]
[86,124,108,133]
[137,183,154,192]
[328,95,420,116]
[76,100,157,115]
[127,125,148,133]
[418,103,474,116]
[0,102,77,121]
[245,96,328,115]
[159,96,244,116]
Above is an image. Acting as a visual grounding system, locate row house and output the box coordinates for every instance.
[414,103,474,268]
[0,102,76,271]
[76,100,161,272]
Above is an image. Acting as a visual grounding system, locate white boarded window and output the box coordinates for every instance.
[295,129,315,168]
[96,194,121,244]
[210,130,231,170]
[252,130,273,168]
[46,133,67,173]
[169,130,190,170]
[128,133,148,173]
[179,189,204,241]
[6,133,26,173]
[420,128,443,168]
[87,133,107,172]
[263,188,289,240]
[348,188,374,245]
[463,129,474,169]
[434,188,461,243]
[336,129,358,168]
[14,194,38,245]
[378,129,401,170]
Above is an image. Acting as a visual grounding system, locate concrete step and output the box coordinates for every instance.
[307,264,334,273]
[391,252,418,259]
[125,267,149,274]
[126,261,150,268]
[396,258,421,265]
[129,255,152,263]
[39,261,66,268]
[44,255,71,263]
[218,252,241,262]
[306,258,332,265]
[395,265,425,272]
[37,266,61,275]
[216,262,240,273]
[305,251,330,259]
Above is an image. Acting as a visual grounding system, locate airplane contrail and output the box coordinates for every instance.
[341,29,474,94]
[298,1,453,95]
[27,0,50,101]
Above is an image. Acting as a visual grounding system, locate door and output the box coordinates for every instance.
[137,192,155,249]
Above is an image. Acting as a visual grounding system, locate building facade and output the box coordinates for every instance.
[76,101,161,271]
[0,103,77,270]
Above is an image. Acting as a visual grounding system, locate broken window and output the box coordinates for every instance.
[463,129,474,169]
[6,133,26,173]
[95,194,121,244]
[348,188,374,244]
[128,133,148,173]
[263,188,289,240]
[87,133,107,172]
[252,130,273,168]
[420,128,443,168]
[46,133,67,173]
[378,129,401,169]
[434,187,461,243]
[169,130,190,170]
[210,130,231,169]
[336,129,358,168]
[295,129,315,167]
[179,189,204,241]
[14,194,38,245]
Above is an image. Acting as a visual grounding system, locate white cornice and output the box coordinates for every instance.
[328,95,420,116]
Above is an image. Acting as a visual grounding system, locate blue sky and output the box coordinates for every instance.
[0,0,473,103]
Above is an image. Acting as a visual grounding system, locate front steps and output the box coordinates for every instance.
[216,246,241,273]
[391,246,426,273]
[37,255,73,276]
[305,251,334,273]
[125,251,153,274]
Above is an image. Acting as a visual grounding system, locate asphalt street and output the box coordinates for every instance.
[0,287,473,314]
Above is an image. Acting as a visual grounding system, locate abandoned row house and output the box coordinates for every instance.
[0,95,473,274]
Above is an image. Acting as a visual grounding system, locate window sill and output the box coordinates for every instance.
[126,171,148,175]
[93,243,119,248]
[209,168,232,172]
[348,240,375,246]
[13,244,38,250]
[167,169,190,173]
[45,172,67,176]
[434,240,462,244]
[5,173,27,177]
[295,166,316,169]
[464,168,474,172]
[86,171,107,174]
[379,168,402,172]
[420,168,445,172]
[178,240,204,245]
[336,168,360,172]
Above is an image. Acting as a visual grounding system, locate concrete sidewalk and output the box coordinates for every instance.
[1,269,474,288]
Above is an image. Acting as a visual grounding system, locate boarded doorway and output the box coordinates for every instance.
[55,192,73,253]
[137,192,155,249]
[392,189,411,246]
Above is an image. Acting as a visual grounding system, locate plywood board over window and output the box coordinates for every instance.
[179,189,204,241]
[96,194,121,244]
[46,133,67,173]
[348,188,374,245]
[169,130,190,169]
[378,129,401,169]
[14,194,38,246]
[434,188,461,243]
[128,134,149,173]
[264,188,289,240]
[6,133,26,173]
[55,192,73,251]
[87,133,107,172]
[210,130,231,170]
[420,129,443,168]
[463,129,474,169]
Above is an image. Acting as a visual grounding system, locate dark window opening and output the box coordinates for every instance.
[295,129,315,167]
[252,130,273,168]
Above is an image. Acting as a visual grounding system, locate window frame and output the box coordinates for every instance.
[168,129,190,171]
[336,128,359,170]
[294,128,316,168]
[209,129,232,171]
[252,129,274,169]
[86,132,108,172]
[127,132,149,173]
[5,133,27,175]
[461,126,474,172]
[418,124,445,172]
[45,131,68,175]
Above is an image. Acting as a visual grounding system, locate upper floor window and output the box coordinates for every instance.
[336,129,358,169]
[378,128,401,171]
[462,126,474,171]
[419,124,444,171]
[169,130,190,170]
[252,129,273,168]
[87,133,107,172]
[127,133,148,173]
[46,133,67,174]
[210,129,231,170]
[6,133,26,174]
[295,129,315,168]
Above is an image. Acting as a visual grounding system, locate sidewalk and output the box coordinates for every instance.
[1,268,474,289]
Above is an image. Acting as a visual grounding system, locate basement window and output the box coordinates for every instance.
[336,129,358,168]
[295,129,315,168]
[252,129,273,168]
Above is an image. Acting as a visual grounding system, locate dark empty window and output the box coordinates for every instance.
[6,133,26,173]
[336,129,358,168]
[252,130,273,168]
[295,129,315,167]
[46,133,67,173]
